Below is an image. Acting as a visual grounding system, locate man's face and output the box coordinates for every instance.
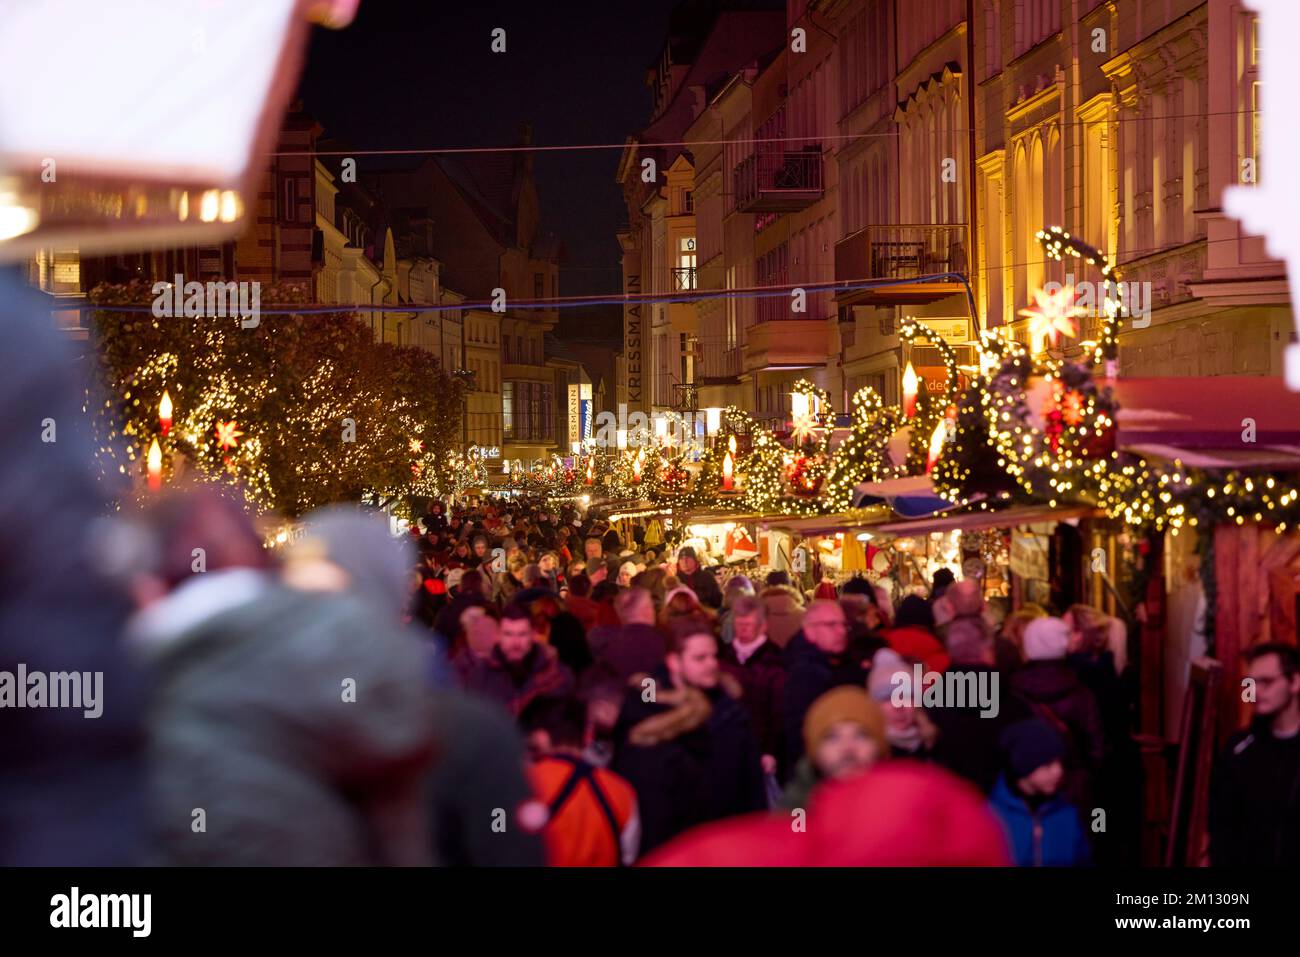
[669,634,719,689]
[499,617,535,664]
[813,722,880,780]
[1018,759,1064,796]
[585,539,602,559]
[804,604,849,654]
[678,556,698,576]
[1249,653,1300,718]
[539,555,556,572]
[732,611,764,645]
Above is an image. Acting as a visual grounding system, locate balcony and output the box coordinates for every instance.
[835,224,969,306]
[673,383,699,412]
[743,319,831,374]
[671,266,697,290]
[733,148,824,213]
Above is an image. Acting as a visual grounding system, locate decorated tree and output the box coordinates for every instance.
[88,281,465,517]
[824,387,904,511]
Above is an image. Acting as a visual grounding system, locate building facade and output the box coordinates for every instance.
[619,0,1288,429]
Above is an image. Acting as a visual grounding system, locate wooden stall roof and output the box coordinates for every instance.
[770,503,1098,538]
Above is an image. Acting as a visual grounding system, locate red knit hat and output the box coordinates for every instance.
[642,762,1010,867]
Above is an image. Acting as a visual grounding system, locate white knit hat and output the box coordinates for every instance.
[1022,616,1071,661]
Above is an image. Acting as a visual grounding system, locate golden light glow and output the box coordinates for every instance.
[199,189,220,223]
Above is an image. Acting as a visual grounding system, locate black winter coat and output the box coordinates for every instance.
[612,667,765,856]
[781,631,867,770]
[1209,717,1300,866]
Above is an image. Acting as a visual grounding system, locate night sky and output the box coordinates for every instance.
[298,0,683,330]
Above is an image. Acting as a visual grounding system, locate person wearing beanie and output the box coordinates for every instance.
[1009,617,1106,808]
[884,594,950,673]
[1022,616,1071,661]
[675,545,723,610]
[867,648,938,759]
[988,719,1092,866]
[779,686,887,811]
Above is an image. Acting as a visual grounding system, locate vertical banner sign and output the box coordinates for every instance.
[624,271,642,410]
[568,384,581,451]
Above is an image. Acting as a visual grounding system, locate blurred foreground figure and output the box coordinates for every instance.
[129,494,436,865]
[288,508,544,867]
[0,271,146,865]
[642,762,1009,867]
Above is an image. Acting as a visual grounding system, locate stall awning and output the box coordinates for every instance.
[852,474,957,517]
[1113,376,1300,454]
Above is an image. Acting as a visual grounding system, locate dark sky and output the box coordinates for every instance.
[297,0,682,319]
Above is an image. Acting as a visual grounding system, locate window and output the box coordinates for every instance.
[684,190,694,214]
[502,383,515,439]
[281,177,298,223]
[534,273,544,299]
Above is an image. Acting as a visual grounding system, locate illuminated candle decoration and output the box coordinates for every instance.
[902,361,920,418]
[158,390,173,436]
[926,419,947,473]
[633,448,645,483]
[586,457,595,485]
[722,448,735,490]
[147,438,162,491]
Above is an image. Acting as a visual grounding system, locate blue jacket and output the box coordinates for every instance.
[989,776,1092,867]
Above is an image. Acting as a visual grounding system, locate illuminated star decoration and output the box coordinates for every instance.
[790,409,818,445]
[409,438,425,455]
[1059,388,1085,427]
[214,420,243,451]
[1019,285,1085,350]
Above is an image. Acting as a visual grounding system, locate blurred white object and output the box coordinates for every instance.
[0,0,357,260]
[1223,0,1300,389]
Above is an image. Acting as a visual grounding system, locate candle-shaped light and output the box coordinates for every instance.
[902,361,920,418]
[158,390,173,436]
[147,438,163,491]
[633,448,644,483]
[926,419,947,473]
[722,448,735,490]
[586,457,595,485]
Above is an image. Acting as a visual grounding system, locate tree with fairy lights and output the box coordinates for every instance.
[87,281,465,517]
[685,407,752,509]
[823,387,904,512]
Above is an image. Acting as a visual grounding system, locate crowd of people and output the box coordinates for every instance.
[77,488,1185,868]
